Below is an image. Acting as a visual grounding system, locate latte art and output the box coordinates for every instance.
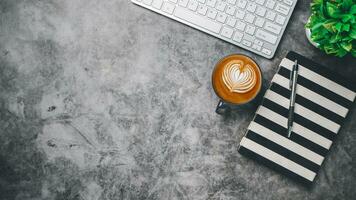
[222,60,257,93]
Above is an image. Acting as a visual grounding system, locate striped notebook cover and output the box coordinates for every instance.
[238,51,356,185]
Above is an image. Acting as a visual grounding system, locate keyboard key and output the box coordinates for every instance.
[143,0,153,5]
[134,0,297,59]
[162,2,175,14]
[262,48,272,55]
[216,2,227,11]
[275,3,290,15]
[178,0,189,7]
[276,15,286,25]
[283,0,293,6]
[246,25,256,35]
[233,31,243,42]
[256,29,278,44]
[266,0,276,9]
[255,17,265,27]
[252,43,262,51]
[254,39,264,46]
[266,11,276,21]
[256,6,266,17]
[242,40,252,47]
[246,2,256,12]
[236,21,246,31]
[197,5,208,15]
[174,6,222,33]
[256,0,265,5]
[207,8,218,19]
[236,0,247,8]
[226,5,236,15]
[244,13,255,23]
[207,0,217,7]
[217,12,227,22]
[188,0,198,11]
[228,0,236,5]
[152,0,163,9]
[243,33,254,42]
[226,17,237,27]
[236,10,245,19]
[264,21,282,34]
[221,27,234,38]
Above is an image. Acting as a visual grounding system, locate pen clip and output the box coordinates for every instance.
[289,60,298,89]
[289,68,293,89]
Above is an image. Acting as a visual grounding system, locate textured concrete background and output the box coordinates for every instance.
[0,0,355,199]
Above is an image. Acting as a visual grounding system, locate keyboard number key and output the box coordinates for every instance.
[162,2,175,14]
[233,31,243,42]
[221,27,234,38]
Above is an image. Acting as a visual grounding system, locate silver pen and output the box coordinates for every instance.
[287,60,299,138]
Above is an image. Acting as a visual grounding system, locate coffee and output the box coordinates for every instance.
[212,54,262,105]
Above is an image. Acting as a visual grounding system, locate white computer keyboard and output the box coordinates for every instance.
[132,0,297,59]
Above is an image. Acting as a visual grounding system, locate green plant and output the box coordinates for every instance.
[306,0,356,57]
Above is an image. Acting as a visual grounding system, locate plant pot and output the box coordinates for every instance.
[305,19,319,48]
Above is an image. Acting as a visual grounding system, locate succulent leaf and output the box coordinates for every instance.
[306,0,356,57]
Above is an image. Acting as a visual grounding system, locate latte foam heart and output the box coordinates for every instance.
[222,60,257,93]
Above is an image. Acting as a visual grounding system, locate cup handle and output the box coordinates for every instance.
[215,100,230,115]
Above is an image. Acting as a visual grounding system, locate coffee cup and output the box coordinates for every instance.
[212,54,262,114]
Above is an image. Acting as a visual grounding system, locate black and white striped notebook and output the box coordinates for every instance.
[238,51,356,185]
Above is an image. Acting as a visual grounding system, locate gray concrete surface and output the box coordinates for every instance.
[0,0,355,199]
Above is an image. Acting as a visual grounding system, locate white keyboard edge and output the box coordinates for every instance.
[131,0,298,59]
